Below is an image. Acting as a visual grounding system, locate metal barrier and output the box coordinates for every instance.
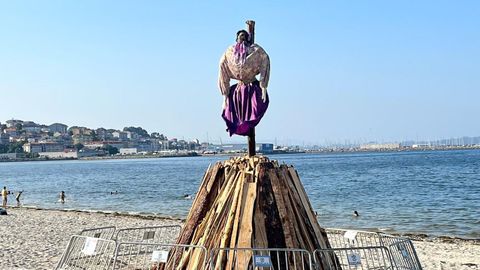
[385,239,422,270]
[114,225,182,244]
[79,226,117,240]
[314,246,394,270]
[113,242,208,270]
[323,228,422,270]
[325,228,382,248]
[55,235,117,270]
[210,247,313,270]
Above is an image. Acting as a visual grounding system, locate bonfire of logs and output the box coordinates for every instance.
[166,155,337,269]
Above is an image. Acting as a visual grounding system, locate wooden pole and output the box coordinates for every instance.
[246,20,255,44]
[246,20,256,157]
[248,128,255,157]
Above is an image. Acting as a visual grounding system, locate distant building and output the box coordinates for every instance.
[22,121,41,133]
[72,134,93,145]
[49,123,68,134]
[103,141,125,149]
[78,148,107,158]
[95,128,111,140]
[3,128,18,137]
[69,126,93,136]
[124,131,139,140]
[112,131,128,141]
[0,153,25,160]
[83,141,105,149]
[38,151,78,159]
[211,143,274,153]
[23,142,64,153]
[84,141,125,150]
[257,143,274,154]
[119,148,138,155]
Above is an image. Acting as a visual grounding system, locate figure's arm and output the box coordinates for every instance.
[259,49,270,101]
[218,52,231,97]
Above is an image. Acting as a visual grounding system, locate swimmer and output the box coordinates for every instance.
[60,191,66,204]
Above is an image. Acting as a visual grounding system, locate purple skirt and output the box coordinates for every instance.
[222,81,269,136]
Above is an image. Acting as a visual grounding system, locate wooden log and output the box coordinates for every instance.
[268,169,296,248]
[215,170,244,269]
[256,163,286,248]
[235,182,257,269]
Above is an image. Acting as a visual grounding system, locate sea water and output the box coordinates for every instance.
[0,150,478,239]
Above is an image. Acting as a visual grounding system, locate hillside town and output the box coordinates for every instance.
[0,119,205,160]
[0,119,279,161]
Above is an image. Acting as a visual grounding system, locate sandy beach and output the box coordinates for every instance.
[0,207,478,270]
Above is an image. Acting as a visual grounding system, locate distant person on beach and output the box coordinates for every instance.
[16,191,23,207]
[59,191,66,204]
[1,186,8,208]
[353,210,359,217]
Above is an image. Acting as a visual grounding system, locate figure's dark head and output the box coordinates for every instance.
[236,30,249,43]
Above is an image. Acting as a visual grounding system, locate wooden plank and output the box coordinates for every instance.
[268,169,295,248]
[282,166,319,247]
[216,171,244,269]
[235,182,257,269]
[253,177,268,248]
[257,163,286,248]
[225,172,245,269]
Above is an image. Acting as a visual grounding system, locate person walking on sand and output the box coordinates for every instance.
[16,191,23,207]
[1,186,8,208]
[59,191,66,204]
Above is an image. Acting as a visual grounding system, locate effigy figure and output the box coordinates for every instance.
[218,21,270,155]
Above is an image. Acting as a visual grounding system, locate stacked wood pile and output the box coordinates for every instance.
[166,155,338,269]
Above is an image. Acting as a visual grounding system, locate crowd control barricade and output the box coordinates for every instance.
[114,225,182,244]
[210,247,313,270]
[383,238,422,270]
[112,242,208,270]
[55,235,117,270]
[79,226,117,240]
[314,246,394,270]
[325,228,382,248]
[320,228,422,270]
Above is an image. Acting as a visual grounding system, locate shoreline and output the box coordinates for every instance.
[1,147,479,163]
[7,205,479,243]
[1,207,478,270]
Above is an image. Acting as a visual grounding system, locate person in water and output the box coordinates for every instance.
[60,191,66,204]
[16,191,23,207]
[353,210,360,217]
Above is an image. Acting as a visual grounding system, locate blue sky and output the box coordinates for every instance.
[0,1,479,145]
